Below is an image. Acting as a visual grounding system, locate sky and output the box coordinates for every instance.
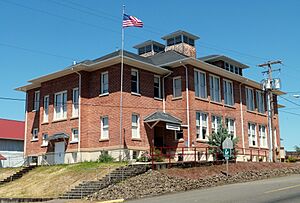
[0,0,299,150]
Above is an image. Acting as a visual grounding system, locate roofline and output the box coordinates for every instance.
[161,30,200,40]
[15,53,171,92]
[0,137,24,141]
[0,118,24,123]
[160,58,286,95]
[133,40,165,49]
[200,55,249,69]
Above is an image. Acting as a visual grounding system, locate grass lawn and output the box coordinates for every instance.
[0,162,126,198]
[0,167,21,181]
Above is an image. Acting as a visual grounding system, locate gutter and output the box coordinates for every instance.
[180,61,190,148]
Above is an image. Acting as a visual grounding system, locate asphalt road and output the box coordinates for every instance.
[127,174,300,203]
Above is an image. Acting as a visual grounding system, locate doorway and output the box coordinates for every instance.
[54,142,65,164]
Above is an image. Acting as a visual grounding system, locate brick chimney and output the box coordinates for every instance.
[161,30,199,58]
[133,40,165,57]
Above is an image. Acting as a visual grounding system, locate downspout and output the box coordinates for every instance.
[180,62,190,148]
[24,92,28,163]
[73,69,82,161]
[239,83,245,156]
[162,72,172,113]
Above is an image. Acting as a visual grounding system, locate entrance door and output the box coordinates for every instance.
[154,127,164,148]
[54,142,65,164]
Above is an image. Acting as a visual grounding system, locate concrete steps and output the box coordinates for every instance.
[0,165,36,185]
[59,164,149,199]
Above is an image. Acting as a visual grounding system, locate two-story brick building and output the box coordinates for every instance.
[16,30,284,164]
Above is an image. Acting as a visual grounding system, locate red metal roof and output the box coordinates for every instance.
[0,118,25,140]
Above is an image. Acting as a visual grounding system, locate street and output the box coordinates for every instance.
[127,174,300,203]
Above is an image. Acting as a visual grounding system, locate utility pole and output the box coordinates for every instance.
[258,60,281,162]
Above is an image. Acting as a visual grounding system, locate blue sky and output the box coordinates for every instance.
[0,0,299,150]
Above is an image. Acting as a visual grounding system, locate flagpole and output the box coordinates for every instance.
[119,5,125,161]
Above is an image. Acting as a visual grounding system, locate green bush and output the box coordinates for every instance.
[287,156,297,163]
[97,151,114,163]
[153,149,164,162]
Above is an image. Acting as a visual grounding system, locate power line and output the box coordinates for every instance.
[279,110,300,117]
[278,95,300,107]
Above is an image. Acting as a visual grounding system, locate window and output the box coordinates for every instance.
[246,87,255,111]
[131,69,139,94]
[248,123,257,147]
[42,134,48,146]
[101,116,109,140]
[132,114,140,139]
[101,72,109,95]
[225,118,235,138]
[209,75,221,102]
[175,35,182,44]
[72,88,79,117]
[72,128,79,142]
[175,130,183,140]
[225,62,230,71]
[43,95,49,122]
[259,125,267,148]
[33,91,40,111]
[194,70,207,99]
[32,128,38,141]
[167,38,174,46]
[173,77,182,98]
[256,90,265,113]
[223,80,234,106]
[196,112,208,140]
[154,75,161,98]
[54,91,67,120]
[211,115,222,133]
[239,68,243,76]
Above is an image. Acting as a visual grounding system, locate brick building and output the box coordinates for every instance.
[16,30,284,164]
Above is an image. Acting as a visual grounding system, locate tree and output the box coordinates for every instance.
[208,125,238,160]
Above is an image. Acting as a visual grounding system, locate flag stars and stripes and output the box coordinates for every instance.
[123,14,143,28]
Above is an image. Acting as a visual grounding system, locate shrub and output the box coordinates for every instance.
[137,151,151,162]
[152,149,164,162]
[97,151,114,163]
[287,156,297,163]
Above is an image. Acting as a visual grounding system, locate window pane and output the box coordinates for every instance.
[175,35,182,44]
[131,70,138,93]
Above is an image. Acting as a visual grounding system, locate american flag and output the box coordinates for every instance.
[123,14,143,28]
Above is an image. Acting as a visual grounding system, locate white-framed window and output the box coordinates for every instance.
[42,133,48,146]
[32,128,38,141]
[209,75,221,102]
[101,71,109,95]
[132,114,140,139]
[259,125,267,148]
[72,128,79,142]
[54,91,67,120]
[33,91,40,111]
[248,123,257,147]
[72,88,79,118]
[225,118,236,138]
[194,69,207,99]
[131,69,139,94]
[223,79,234,106]
[211,115,222,133]
[256,90,265,113]
[154,75,161,98]
[101,116,109,140]
[43,95,49,122]
[246,87,255,111]
[196,112,208,140]
[175,130,184,140]
[173,76,182,98]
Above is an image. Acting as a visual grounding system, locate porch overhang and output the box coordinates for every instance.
[144,111,182,129]
[46,133,69,141]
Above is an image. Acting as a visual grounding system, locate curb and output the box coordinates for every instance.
[97,199,124,203]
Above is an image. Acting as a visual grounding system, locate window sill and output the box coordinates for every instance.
[249,146,259,149]
[246,110,257,114]
[224,104,236,109]
[196,138,209,142]
[52,118,67,123]
[99,93,109,97]
[41,122,49,125]
[257,112,267,117]
[195,97,209,102]
[70,140,79,144]
[154,97,163,101]
[132,138,141,141]
[172,96,182,101]
[70,116,79,120]
[260,147,269,149]
[210,101,223,106]
[99,138,109,142]
[31,139,38,142]
[41,144,48,147]
[131,92,141,97]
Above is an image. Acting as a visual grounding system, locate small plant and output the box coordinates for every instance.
[287,156,297,163]
[97,151,114,163]
[137,151,151,162]
[152,149,164,162]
